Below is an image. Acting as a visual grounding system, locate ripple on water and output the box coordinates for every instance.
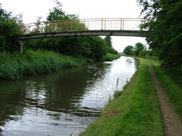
[0,56,136,136]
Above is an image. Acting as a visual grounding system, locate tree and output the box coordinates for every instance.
[104,35,118,54]
[134,42,145,56]
[104,36,112,47]
[138,0,182,66]
[123,45,134,56]
[25,2,109,61]
[47,0,77,21]
[0,3,23,51]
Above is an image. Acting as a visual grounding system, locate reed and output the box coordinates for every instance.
[0,49,86,79]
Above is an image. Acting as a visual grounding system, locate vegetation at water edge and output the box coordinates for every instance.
[79,58,164,136]
[104,53,121,61]
[0,49,87,80]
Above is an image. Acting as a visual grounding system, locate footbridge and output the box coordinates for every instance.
[19,18,145,53]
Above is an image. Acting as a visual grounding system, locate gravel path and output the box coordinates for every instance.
[149,64,182,136]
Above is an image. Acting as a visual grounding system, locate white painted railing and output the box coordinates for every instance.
[23,18,143,34]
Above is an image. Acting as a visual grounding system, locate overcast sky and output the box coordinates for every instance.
[1,0,147,52]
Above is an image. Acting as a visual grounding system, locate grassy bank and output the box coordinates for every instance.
[79,58,163,136]
[151,60,182,120]
[0,49,87,80]
[104,53,121,61]
[0,50,121,80]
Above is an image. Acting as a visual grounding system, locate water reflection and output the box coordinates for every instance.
[0,56,136,136]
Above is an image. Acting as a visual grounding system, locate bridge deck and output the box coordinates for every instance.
[19,30,144,40]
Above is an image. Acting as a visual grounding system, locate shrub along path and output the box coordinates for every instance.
[149,64,182,136]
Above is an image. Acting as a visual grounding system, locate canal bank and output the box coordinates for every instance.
[79,58,164,136]
[0,49,120,80]
[0,56,135,136]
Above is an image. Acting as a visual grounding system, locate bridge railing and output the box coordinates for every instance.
[23,18,143,34]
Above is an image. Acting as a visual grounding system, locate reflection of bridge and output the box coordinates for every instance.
[18,18,145,53]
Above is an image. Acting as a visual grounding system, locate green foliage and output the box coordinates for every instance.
[0,35,6,51]
[114,91,123,99]
[151,60,182,120]
[107,46,118,54]
[47,6,67,21]
[104,53,121,61]
[123,43,157,60]
[138,0,182,68]
[123,45,134,56]
[104,36,118,55]
[25,36,108,61]
[47,0,77,21]
[139,49,147,57]
[0,4,23,51]
[123,43,146,56]
[90,36,107,61]
[0,49,86,80]
[134,42,145,56]
[44,1,86,32]
[104,36,112,47]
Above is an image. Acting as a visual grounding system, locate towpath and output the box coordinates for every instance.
[149,64,182,136]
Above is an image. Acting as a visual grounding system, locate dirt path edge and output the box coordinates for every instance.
[149,64,182,136]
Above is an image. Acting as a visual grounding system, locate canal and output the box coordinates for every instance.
[0,56,136,136]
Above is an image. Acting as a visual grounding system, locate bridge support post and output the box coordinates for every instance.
[18,40,26,54]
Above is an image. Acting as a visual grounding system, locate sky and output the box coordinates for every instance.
[0,0,147,52]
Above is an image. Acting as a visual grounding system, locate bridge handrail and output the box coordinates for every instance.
[22,18,143,34]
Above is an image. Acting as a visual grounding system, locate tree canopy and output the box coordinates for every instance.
[47,1,77,21]
[104,36,112,47]
[0,3,23,51]
[134,42,145,56]
[123,46,134,56]
[123,42,146,56]
[138,0,182,67]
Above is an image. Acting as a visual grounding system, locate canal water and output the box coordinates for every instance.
[0,56,136,136]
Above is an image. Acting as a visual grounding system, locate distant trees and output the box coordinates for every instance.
[104,36,118,54]
[123,42,147,57]
[47,1,77,21]
[123,42,159,61]
[134,42,145,56]
[104,36,112,47]
[123,46,134,56]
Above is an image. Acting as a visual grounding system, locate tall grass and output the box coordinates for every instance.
[0,49,86,80]
[104,53,121,61]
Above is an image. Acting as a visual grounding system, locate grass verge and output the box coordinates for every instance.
[79,58,163,136]
[104,53,121,61]
[0,49,87,80]
[150,60,182,120]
